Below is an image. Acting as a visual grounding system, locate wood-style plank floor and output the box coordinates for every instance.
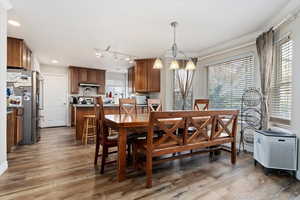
[1,127,299,200]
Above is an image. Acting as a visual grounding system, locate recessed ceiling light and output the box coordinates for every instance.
[51,60,59,64]
[125,57,130,61]
[8,20,21,27]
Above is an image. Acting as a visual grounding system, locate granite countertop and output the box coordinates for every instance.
[73,104,148,108]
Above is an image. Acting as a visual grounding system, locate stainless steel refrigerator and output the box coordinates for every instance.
[7,69,41,144]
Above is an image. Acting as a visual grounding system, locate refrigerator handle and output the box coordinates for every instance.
[40,79,45,110]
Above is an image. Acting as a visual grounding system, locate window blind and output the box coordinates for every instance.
[271,39,293,122]
[208,55,256,110]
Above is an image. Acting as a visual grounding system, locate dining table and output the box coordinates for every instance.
[104,113,150,182]
[104,112,217,182]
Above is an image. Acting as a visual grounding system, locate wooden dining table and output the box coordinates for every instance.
[104,113,150,182]
[104,113,216,182]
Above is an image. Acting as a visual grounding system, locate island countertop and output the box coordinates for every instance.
[72,103,148,141]
[72,104,148,108]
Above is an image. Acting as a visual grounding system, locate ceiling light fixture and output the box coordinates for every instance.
[51,60,59,64]
[8,20,21,27]
[154,21,196,70]
[94,47,136,64]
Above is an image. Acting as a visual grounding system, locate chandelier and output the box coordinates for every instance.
[153,21,196,70]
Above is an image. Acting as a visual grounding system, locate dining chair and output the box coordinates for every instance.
[147,99,162,112]
[94,97,132,174]
[119,98,137,115]
[194,99,209,111]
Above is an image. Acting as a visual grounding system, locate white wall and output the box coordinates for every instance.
[0,0,11,176]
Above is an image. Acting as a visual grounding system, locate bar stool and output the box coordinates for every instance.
[82,114,97,144]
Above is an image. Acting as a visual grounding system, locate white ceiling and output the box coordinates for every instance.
[8,0,290,72]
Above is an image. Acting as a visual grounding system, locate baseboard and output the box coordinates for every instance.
[0,161,8,176]
[297,171,300,181]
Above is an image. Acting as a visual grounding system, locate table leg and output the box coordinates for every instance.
[117,127,127,181]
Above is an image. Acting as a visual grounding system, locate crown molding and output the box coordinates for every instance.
[0,0,12,10]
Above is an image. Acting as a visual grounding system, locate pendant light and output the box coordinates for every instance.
[153,21,197,71]
[185,59,196,70]
[169,59,180,70]
[153,58,163,69]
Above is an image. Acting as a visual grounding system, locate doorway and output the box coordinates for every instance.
[40,73,68,128]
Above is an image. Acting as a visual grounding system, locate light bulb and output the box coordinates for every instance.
[153,58,163,69]
[185,59,196,70]
[169,59,179,70]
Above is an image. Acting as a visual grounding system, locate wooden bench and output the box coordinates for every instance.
[133,110,239,188]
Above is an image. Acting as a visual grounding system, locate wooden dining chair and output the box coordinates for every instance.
[94,97,132,174]
[147,99,162,112]
[119,98,137,115]
[194,99,209,111]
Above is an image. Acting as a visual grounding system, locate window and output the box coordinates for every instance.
[173,69,193,110]
[271,39,293,123]
[208,55,256,110]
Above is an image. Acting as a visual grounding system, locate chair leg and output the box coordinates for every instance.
[146,153,153,188]
[101,145,108,174]
[132,143,138,170]
[82,122,86,145]
[231,141,237,164]
[127,143,132,160]
[94,135,100,165]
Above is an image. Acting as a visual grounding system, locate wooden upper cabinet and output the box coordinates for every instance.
[147,59,160,92]
[7,37,32,70]
[131,59,160,93]
[78,68,88,83]
[135,60,148,92]
[96,70,105,85]
[87,69,97,84]
[128,66,135,94]
[69,66,106,94]
[69,67,79,94]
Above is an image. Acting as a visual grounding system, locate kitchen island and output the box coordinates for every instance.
[73,104,148,141]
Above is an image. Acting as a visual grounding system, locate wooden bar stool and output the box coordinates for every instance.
[82,114,97,145]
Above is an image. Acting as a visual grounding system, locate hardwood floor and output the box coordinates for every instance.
[0,127,299,200]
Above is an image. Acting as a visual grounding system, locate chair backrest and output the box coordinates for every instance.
[194,99,209,111]
[147,110,239,152]
[119,98,137,114]
[148,99,162,112]
[94,97,107,140]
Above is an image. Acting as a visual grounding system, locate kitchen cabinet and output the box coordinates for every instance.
[7,111,15,153]
[147,59,160,92]
[70,67,79,94]
[87,69,97,84]
[7,37,32,70]
[14,108,23,145]
[129,58,160,93]
[128,66,135,93]
[135,59,148,92]
[69,66,106,94]
[78,68,88,83]
[96,70,105,85]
